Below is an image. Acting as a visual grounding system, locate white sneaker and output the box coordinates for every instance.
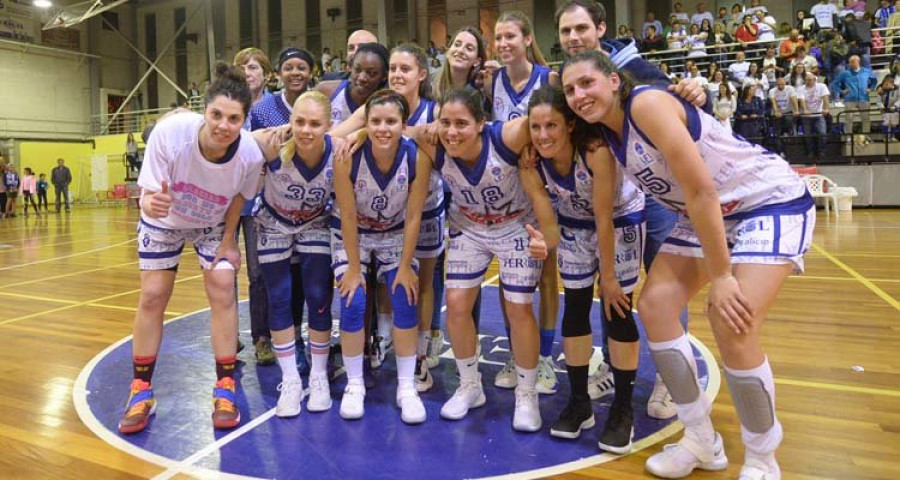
[440,375,486,420]
[536,355,558,395]
[415,358,433,392]
[339,380,366,420]
[397,385,427,424]
[647,374,677,420]
[739,457,781,480]
[512,387,542,432]
[306,373,332,412]
[426,330,445,369]
[371,336,393,369]
[587,363,615,400]
[645,432,728,478]
[275,378,304,418]
[494,355,518,389]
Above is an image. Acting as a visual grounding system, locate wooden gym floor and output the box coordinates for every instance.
[0,206,897,479]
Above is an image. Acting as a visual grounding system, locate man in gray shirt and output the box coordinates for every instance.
[51,157,72,213]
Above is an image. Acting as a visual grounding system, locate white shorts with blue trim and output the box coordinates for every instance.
[416,208,446,259]
[558,213,645,293]
[445,225,543,304]
[331,227,416,282]
[256,208,331,264]
[137,220,225,270]
[660,200,815,274]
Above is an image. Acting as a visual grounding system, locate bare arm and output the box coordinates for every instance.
[328,106,367,138]
[500,116,532,154]
[315,80,342,98]
[519,166,559,250]
[212,194,246,271]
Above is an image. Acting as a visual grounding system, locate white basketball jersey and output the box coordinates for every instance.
[492,65,553,121]
[334,137,417,233]
[436,122,534,237]
[329,80,359,127]
[407,99,444,215]
[540,149,644,229]
[604,87,808,217]
[260,134,336,233]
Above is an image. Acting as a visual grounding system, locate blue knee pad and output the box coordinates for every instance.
[259,259,294,331]
[340,284,367,333]
[384,268,418,329]
[430,250,445,330]
[300,253,334,332]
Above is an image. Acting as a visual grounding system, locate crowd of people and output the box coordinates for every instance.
[116,1,818,479]
[0,158,70,219]
[617,0,900,159]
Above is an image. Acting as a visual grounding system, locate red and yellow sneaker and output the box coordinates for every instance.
[118,379,156,434]
[212,377,241,429]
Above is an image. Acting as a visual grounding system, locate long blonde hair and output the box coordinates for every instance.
[279,90,332,166]
[496,11,548,66]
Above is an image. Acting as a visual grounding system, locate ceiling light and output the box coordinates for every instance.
[34,0,53,9]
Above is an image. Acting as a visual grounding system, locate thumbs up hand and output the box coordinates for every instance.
[525,224,548,260]
[142,180,173,218]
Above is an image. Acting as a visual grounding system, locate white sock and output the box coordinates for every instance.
[725,357,783,458]
[343,353,364,381]
[416,331,429,357]
[649,335,714,442]
[377,313,393,339]
[396,354,416,389]
[456,355,479,382]
[274,341,300,382]
[515,364,537,391]
[309,340,330,376]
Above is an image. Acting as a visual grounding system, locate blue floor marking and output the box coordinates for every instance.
[77,286,712,479]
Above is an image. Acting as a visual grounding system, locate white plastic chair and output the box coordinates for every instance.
[803,174,856,217]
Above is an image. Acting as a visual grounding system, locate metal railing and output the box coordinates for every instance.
[90,97,205,136]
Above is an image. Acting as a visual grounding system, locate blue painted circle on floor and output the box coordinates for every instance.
[79,286,712,479]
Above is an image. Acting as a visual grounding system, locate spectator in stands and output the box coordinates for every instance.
[686,23,709,58]
[743,62,770,99]
[780,29,806,64]
[729,50,752,82]
[728,4,745,33]
[876,0,896,29]
[754,10,778,44]
[708,23,733,64]
[796,10,816,38]
[708,69,730,101]
[735,84,767,140]
[643,12,663,39]
[809,39,825,73]
[671,2,690,23]
[708,61,721,82]
[824,31,849,80]
[691,2,715,29]
[745,0,768,17]
[811,0,839,34]
[687,63,709,89]
[831,54,877,140]
[798,72,831,159]
[792,46,820,75]
[125,132,140,177]
[762,46,783,84]
[789,63,808,88]
[735,15,759,45]
[877,75,900,141]
[700,18,713,36]
[844,12,873,67]
[642,25,667,53]
[320,47,332,73]
[770,76,799,153]
[717,6,731,28]
[659,62,678,82]
[617,24,629,39]
[666,19,687,51]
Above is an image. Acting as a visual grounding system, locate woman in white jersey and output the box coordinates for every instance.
[331,90,432,424]
[484,10,563,397]
[251,91,344,417]
[518,85,645,454]
[562,50,814,480]
[403,88,559,433]
[331,44,446,391]
[317,43,389,127]
[119,64,271,434]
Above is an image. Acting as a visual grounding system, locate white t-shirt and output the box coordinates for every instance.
[811,3,838,29]
[769,86,797,113]
[755,18,776,42]
[728,61,751,82]
[690,12,714,28]
[762,56,779,83]
[797,83,830,115]
[138,112,265,229]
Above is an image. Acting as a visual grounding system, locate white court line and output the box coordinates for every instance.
[0,237,134,271]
